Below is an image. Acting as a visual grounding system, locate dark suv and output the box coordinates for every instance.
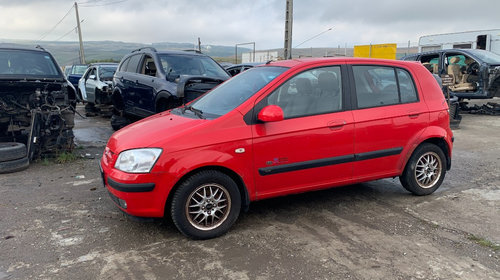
[402,49,500,99]
[0,46,76,172]
[111,48,230,130]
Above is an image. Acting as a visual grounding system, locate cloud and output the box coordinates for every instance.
[0,0,499,49]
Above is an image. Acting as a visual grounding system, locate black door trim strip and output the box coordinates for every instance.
[258,147,403,176]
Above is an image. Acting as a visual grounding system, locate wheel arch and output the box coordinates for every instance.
[111,88,124,110]
[154,91,179,113]
[403,137,451,172]
[164,165,250,218]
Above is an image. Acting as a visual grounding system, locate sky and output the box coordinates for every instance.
[1,0,499,50]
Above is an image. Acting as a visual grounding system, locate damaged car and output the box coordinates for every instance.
[0,46,76,173]
[402,49,500,100]
[110,48,230,130]
[78,63,118,116]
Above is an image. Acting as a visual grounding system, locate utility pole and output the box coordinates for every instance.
[283,0,293,59]
[75,2,85,64]
[198,37,201,52]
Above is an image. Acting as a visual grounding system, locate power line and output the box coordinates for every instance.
[294,27,334,48]
[54,26,77,42]
[54,19,84,42]
[37,5,74,42]
[79,0,127,7]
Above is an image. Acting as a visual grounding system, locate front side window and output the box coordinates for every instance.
[99,66,117,81]
[186,66,287,118]
[267,66,343,119]
[353,65,417,108]
[0,50,61,77]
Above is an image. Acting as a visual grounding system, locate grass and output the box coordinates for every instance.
[54,152,79,164]
[468,234,500,251]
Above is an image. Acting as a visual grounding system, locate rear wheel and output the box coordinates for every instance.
[400,143,446,195]
[170,170,241,239]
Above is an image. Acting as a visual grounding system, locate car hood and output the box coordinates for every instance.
[107,111,207,153]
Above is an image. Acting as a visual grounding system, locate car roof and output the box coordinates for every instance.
[0,46,50,53]
[90,63,118,67]
[129,48,208,57]
[265,57,419,68]
[228,62,264,68]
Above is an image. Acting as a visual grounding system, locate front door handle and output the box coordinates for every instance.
[328,120,346,130]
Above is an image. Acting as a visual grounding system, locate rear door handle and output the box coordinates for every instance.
[408,111,420,119]
[328,120,346,130]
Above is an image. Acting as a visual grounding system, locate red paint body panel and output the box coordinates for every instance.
[100,58,453,218]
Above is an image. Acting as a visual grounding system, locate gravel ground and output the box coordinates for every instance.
[0,106,499,280]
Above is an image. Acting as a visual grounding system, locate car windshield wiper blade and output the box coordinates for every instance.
[182,105,204,119]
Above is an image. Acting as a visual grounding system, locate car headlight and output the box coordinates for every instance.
[114,148,162,173]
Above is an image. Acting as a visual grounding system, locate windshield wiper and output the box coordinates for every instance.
[182,105,204,119]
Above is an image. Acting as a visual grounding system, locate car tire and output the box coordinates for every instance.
[170,170,241,239]
[399,143,446,196]
[0,156,29,174]
[110,114,129,131]
[0,142,27,162]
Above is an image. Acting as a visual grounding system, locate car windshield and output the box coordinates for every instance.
[0,50,61,77]
[466,50,500,64]
[188,66,288,118]
[159,54,229,80]
[71,65,87,75]
[99,66,117,81]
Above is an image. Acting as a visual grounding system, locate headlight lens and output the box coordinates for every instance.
[114,148,162,173]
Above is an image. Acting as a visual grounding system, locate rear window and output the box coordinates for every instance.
[71,65,87,75]
[0,50,61,77]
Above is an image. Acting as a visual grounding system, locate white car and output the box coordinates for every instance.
[78,63,118,114]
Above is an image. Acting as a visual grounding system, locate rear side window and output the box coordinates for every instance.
[126,54,142,73]
[119,57,130,72]
[397,69,418,103]
[353,66,418,109]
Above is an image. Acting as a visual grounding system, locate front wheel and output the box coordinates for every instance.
[170,170,241,239]
[399,143,446,195]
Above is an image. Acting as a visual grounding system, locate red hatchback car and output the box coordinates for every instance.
[100,58,453,239]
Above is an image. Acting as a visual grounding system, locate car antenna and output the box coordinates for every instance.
[265,60,273,65]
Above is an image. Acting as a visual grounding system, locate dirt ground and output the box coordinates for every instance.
[0,105,499,280]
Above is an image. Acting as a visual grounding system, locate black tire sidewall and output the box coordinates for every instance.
[171,170,241,239]
[0,142,27,162]
[400,143,446,196]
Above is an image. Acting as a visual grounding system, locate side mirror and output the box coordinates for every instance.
[89,74,96,80]
[258,105,284,122]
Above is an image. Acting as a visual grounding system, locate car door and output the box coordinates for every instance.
[121,54,143,114]
[133,55,159,116]
[78,68,89,101]
[252,65,355,199]
[349,63,428,181]
[85,67,97,103]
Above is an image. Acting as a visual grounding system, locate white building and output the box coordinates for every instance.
[419,29,500,54]
[242,51,279,63]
